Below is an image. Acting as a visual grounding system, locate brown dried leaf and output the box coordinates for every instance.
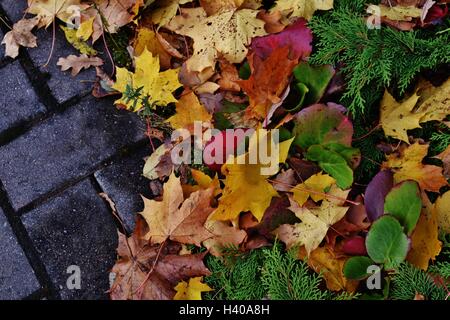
[2,17,40,58]
[57,54,103,76]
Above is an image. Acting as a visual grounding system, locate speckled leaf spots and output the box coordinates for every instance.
[166,7,267,73]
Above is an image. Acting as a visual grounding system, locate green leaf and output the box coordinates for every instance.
[325,143,361,169]
[343,256,375,280]
[293,62,335,106]
[238,62,251,80]
[366,216,409,270]
[383,181,421,235]
[285,82,309,112]
[293,103,353,150]
[306,145,353,189]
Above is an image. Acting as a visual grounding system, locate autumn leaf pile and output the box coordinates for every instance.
[3,0,450,300]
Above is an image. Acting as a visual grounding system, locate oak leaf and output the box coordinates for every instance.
[140,173,214,246]
[406,193,442,270]
[166,92,212,130]
[112,48,181,111]
[1,17,40,58]
[110,223,210,300]
[276,197,349,255]
[57,54,103,76]
[382,142,448,192]
[166,7,266,73]
[173,277,213,300]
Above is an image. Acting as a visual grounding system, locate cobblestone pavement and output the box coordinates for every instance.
[0,1,153,299]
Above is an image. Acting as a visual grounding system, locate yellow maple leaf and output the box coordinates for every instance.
[380,79,450,143]
[276,197,348,255]
[166,7,266,73]
[210,130,294,222]
[407,193,442,270]
[139,172,214,246]
[415,78,450,123]
[271,0,334,21]
[291,172,336,206]
[112,48,181,111]
[382,143,448,192]
[182,169,221,198]
[61,26,97,56]
[173,277,213,300]
[28,0,83,28]
[166,92,212,130]
[76,16,95,41]
[299,246,359,292]
[380,90,422,143]
[435,191,450,234]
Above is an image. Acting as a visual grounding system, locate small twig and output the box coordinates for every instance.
[146,116,156,153]
[0,16,12,30]
[352,124,381,141]
[42,18,56,67]
[135,240,167,298]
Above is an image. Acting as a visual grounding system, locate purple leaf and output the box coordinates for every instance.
[364,170,394,222]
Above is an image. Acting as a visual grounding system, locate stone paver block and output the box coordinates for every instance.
[0,96,146,210]
[0,208,41,299]
[0,0,28,23]
[95,147,153,232]
[22,180,117,300]
[0,61,46,134]
[28,28,98,104]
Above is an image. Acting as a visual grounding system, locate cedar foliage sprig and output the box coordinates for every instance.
[309,0,450,114]
[390,263,448,300]
[204,244,358,300]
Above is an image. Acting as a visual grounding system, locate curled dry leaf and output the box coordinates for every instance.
[57,54,103,76]
[2,17,40,59]
[110,224,210,300]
